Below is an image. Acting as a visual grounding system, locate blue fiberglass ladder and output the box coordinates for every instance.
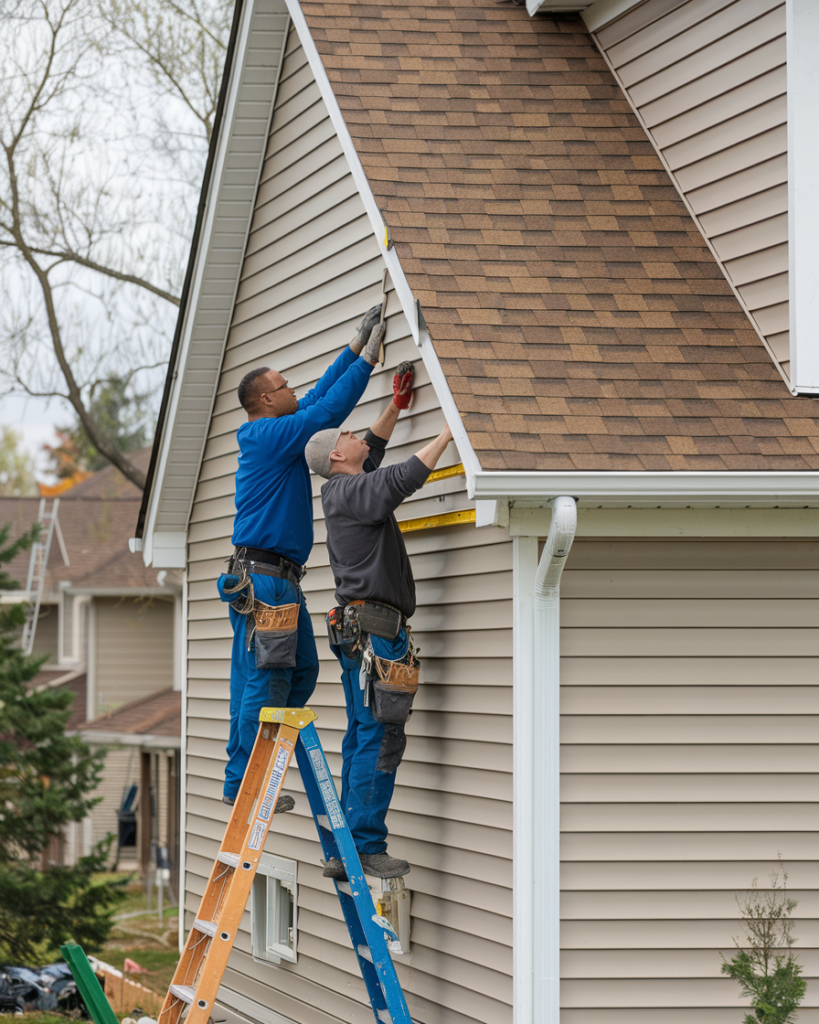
[158,708,415,1024]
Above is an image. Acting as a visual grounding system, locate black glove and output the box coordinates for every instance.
[363,322,386,364]
[350,304,382,354]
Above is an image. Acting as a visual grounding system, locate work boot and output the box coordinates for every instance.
[222,794,295,813]
[322,858,347,880]
[359,852,410,878]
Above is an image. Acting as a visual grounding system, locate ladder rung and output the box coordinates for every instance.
[316,814,331,830]
[216,850,240,869]
[357,944,373,963]
[377,1011,393,1024]
[337,881,352,897]
[193,918,217,937]
[169,985,196,1004]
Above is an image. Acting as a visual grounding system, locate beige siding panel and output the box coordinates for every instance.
[182,26,514,1024]
[93,596,174,715]
[560,538,818,1017]
[592,0,790,382]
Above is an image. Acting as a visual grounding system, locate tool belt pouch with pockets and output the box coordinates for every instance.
[253,600,299,669]
[371,655,419,726]
[351,600,402,640]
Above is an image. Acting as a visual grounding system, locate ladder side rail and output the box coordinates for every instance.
[296,731,391,1024]
[23,498,46,595]
[297,724,414,1024]
[159,720,282,1024]
[180,722,301,1024]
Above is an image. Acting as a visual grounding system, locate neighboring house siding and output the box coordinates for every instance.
[185,26,514,1024]
[30,603,59,664]
[88,746,138,861]
[588,0,790,381]
[93,597,175,716]
[560,537,819,1022]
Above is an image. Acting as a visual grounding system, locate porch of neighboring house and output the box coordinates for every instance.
[73,689,182,891]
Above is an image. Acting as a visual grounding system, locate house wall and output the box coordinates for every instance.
[184,25,514,1024]
[559,536,818,1022]
[30,602,59,664]
[587,0,790,380]
[92,596,175,716]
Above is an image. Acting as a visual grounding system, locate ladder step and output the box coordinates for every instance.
[216,850,240,869]
[316,814,331,830]
[377,1012,393,1024]
[193,918,217,937]
[169,984,196,1004]
[357,944,373,963]
[337,881,352,897]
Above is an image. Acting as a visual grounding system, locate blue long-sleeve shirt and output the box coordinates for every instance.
[231,348,373,564]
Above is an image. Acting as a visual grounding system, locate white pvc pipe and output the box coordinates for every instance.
[532,496,577,1022]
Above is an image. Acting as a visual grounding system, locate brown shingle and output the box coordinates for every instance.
[301,1,819,470]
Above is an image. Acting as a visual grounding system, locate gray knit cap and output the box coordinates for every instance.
[305,427,342,479]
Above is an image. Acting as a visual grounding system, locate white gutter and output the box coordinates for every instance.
[473,470,819,506]
[514,497,577,1024]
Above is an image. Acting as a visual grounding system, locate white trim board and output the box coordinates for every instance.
[509,505,819,536]
[141,0,290,567]
[788,0,819,393]
[474,471,819,506]
[283,0,482,486]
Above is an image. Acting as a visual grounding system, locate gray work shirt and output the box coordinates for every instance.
[321,431,430,618]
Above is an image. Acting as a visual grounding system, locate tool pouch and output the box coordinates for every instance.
[253,600,299,669]
[371,654,419,725]
[349,600,403,640]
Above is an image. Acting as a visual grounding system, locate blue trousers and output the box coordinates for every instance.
[218,573,319,801]
[334,645,407,855]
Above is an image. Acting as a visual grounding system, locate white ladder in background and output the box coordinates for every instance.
[21,498,63,656]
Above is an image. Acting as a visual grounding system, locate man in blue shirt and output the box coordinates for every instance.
[218,306,384,805]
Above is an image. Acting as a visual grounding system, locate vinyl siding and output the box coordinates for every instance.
[184,25,513,1024]
[93,596,175,716]
[559,538,819,1022]
[586,0,791,382]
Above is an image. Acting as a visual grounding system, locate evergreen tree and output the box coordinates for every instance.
[0,522,125,962]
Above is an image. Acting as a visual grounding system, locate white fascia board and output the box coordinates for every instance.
[142,0,276,568]
[787,0,819,394]
[64,587,176,598]
[474,471,819,506]
[528,0,586,15]
[284,0,482,488]
[71,730,181,749]
[580,0,646,32]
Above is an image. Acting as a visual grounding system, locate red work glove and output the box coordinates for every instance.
[393,361,414,410]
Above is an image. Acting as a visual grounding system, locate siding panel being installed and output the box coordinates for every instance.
[185,26,513,1024]
[560,539,819,1022]
[586,0,791,381]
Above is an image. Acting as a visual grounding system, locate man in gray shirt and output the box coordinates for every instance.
[305,367,452,879]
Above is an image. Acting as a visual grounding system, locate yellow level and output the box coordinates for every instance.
[426,462,464,483]
[398,508,476,533]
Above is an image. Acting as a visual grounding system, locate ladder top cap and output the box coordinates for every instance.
[258,707,318,727]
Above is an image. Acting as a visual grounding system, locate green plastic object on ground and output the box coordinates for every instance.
[61,943,119,1024]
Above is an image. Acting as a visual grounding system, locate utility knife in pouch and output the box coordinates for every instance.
[253,601,299,669]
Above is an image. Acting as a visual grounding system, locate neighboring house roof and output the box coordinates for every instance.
[76,688,181,748]
[25,667,88,730]
[297,4,819,472]
[0,450,174,594]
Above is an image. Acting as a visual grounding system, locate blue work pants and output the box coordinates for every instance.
[333,645,407,855]
[218,573,319,801]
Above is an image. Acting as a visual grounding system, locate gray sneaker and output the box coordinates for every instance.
[359,852,410,878]
[322,858,347,880]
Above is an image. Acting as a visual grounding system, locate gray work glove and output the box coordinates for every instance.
[363,322,386,365]
[350,304,383,354]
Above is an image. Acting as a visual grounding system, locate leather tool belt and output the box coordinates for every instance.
[326,599,404,646]
[229,546,305,588]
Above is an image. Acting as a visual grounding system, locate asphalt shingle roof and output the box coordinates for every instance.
[300,0,819,470]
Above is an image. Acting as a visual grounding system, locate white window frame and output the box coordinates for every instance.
[251,853,297,964]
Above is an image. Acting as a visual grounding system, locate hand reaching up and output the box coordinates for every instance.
[393,361,414,410]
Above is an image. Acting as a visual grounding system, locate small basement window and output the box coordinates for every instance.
[251,853,297,964]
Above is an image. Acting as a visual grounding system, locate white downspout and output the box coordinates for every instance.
[533,495,577,1022]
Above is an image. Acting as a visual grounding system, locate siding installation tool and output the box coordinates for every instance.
[379,267,389,365]
[158,707,416,1024]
